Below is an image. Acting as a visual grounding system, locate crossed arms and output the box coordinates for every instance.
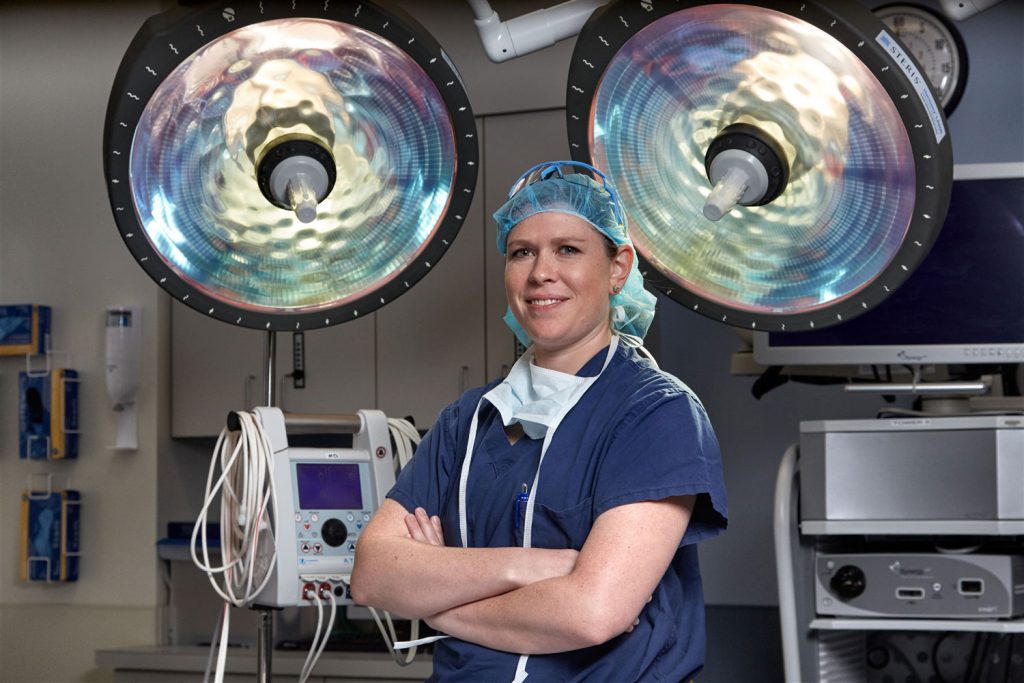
[349,495,695,654]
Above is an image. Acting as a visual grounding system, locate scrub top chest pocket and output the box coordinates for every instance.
[515,496,594,549]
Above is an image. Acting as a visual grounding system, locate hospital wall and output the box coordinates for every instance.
[0,1,1020,682]
[0,2,172,682]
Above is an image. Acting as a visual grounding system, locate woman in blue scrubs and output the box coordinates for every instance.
[351,161,728,682]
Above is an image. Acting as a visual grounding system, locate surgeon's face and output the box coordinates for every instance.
[505,212,631,366]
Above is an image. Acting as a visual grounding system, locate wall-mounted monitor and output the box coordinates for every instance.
[753,163,1024,367]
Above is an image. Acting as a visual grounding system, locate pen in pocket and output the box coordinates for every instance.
[514,483,529,530]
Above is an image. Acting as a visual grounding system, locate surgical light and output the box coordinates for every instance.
[567,1,954,331]
[104,1,478,331]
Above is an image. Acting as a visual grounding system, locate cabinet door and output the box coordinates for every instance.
[375,124,487,428]
[171,301,265,437]
[275,316,376,416]
[482,110,571,382]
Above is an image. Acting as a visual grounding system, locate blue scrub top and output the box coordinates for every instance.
[389,342,728,682]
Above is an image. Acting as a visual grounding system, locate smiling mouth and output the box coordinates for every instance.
[527,298,565,307]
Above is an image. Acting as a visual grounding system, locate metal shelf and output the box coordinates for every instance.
[801,520,1024,536]
[157,541,217,562]
[811,617,1024,633]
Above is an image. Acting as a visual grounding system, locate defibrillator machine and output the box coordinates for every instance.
[251,406,395,608]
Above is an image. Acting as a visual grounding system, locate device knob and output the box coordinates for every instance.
[321,518,349,547]
[830,565,866,601]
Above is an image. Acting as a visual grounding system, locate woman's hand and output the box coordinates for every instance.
[405,507,445,546]
[405,507,580,586]
[624,595,653,633]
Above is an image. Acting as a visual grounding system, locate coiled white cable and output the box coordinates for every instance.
[191,411,278,683]
[387,417,421,473]
[195,413,421,680]
[362,420,424,666]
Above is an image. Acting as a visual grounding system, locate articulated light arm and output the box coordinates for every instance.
[938,0,1005,21]
[466,0,608,63]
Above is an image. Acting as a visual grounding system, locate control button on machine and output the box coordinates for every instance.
[311,513,319,522]
[294,513,302,523]
[301,542,311,553]
[830,565,867,601]
[321,518,349,547]
[346,513,355,522]
[313,542,323,554]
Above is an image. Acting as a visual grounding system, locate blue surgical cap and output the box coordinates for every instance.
[493,172,657,345]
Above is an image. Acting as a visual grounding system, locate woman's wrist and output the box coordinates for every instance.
[507,547,578,588]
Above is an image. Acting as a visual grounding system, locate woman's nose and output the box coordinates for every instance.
[529,251,556,282]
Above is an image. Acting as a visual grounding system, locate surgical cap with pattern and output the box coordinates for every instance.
[493,173,656,346]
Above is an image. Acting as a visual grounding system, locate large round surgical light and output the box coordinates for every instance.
[567,1,953,331]
[105,1,477,330]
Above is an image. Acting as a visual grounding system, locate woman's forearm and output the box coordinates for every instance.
[426,572,629,654]
[423,498,697,654]
[350,533,577,619]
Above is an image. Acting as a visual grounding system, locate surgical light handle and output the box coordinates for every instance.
[844,381,989,395]
[227,410,361,433]
[466,0,608,63]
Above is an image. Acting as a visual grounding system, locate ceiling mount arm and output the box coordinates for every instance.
[466,0,608,63]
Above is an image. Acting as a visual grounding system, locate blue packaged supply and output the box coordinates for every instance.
[0,305,51,355]
[19,369,79,460]
[20,489,81,582]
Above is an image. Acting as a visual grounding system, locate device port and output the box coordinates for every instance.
[896,587,926,600]
[958,578,984,595]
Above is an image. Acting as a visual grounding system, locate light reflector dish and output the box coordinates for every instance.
[568,1,952,331]
[105,1,477,330]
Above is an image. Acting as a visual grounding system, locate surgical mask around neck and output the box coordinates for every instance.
[484,357,588,439]
[483,340,617,440]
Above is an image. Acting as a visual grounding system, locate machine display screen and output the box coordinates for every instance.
[295,463,363,510]
[755,172,1024,365]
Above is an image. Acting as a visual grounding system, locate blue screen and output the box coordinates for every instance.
[768,176,1024,347]
[295,463,363,510]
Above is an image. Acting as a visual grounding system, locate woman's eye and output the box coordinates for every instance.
[558,245,579,255]
[509,248,532,258]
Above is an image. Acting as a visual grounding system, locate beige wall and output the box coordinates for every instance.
[0,2,165,680]
[0,1,573,680]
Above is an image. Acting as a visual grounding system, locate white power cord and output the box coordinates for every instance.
[299,587,337,683]
[364,420,424,665]
[194,413,421,681]
[191,411,279,683]
[387,417,421,473]
[300,590,324,683]
[368,604,421,666]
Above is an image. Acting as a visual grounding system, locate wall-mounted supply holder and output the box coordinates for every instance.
[20,473,81,583]
[20,349,80,461]
[0,304,51,356]
[105,307,142,450]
